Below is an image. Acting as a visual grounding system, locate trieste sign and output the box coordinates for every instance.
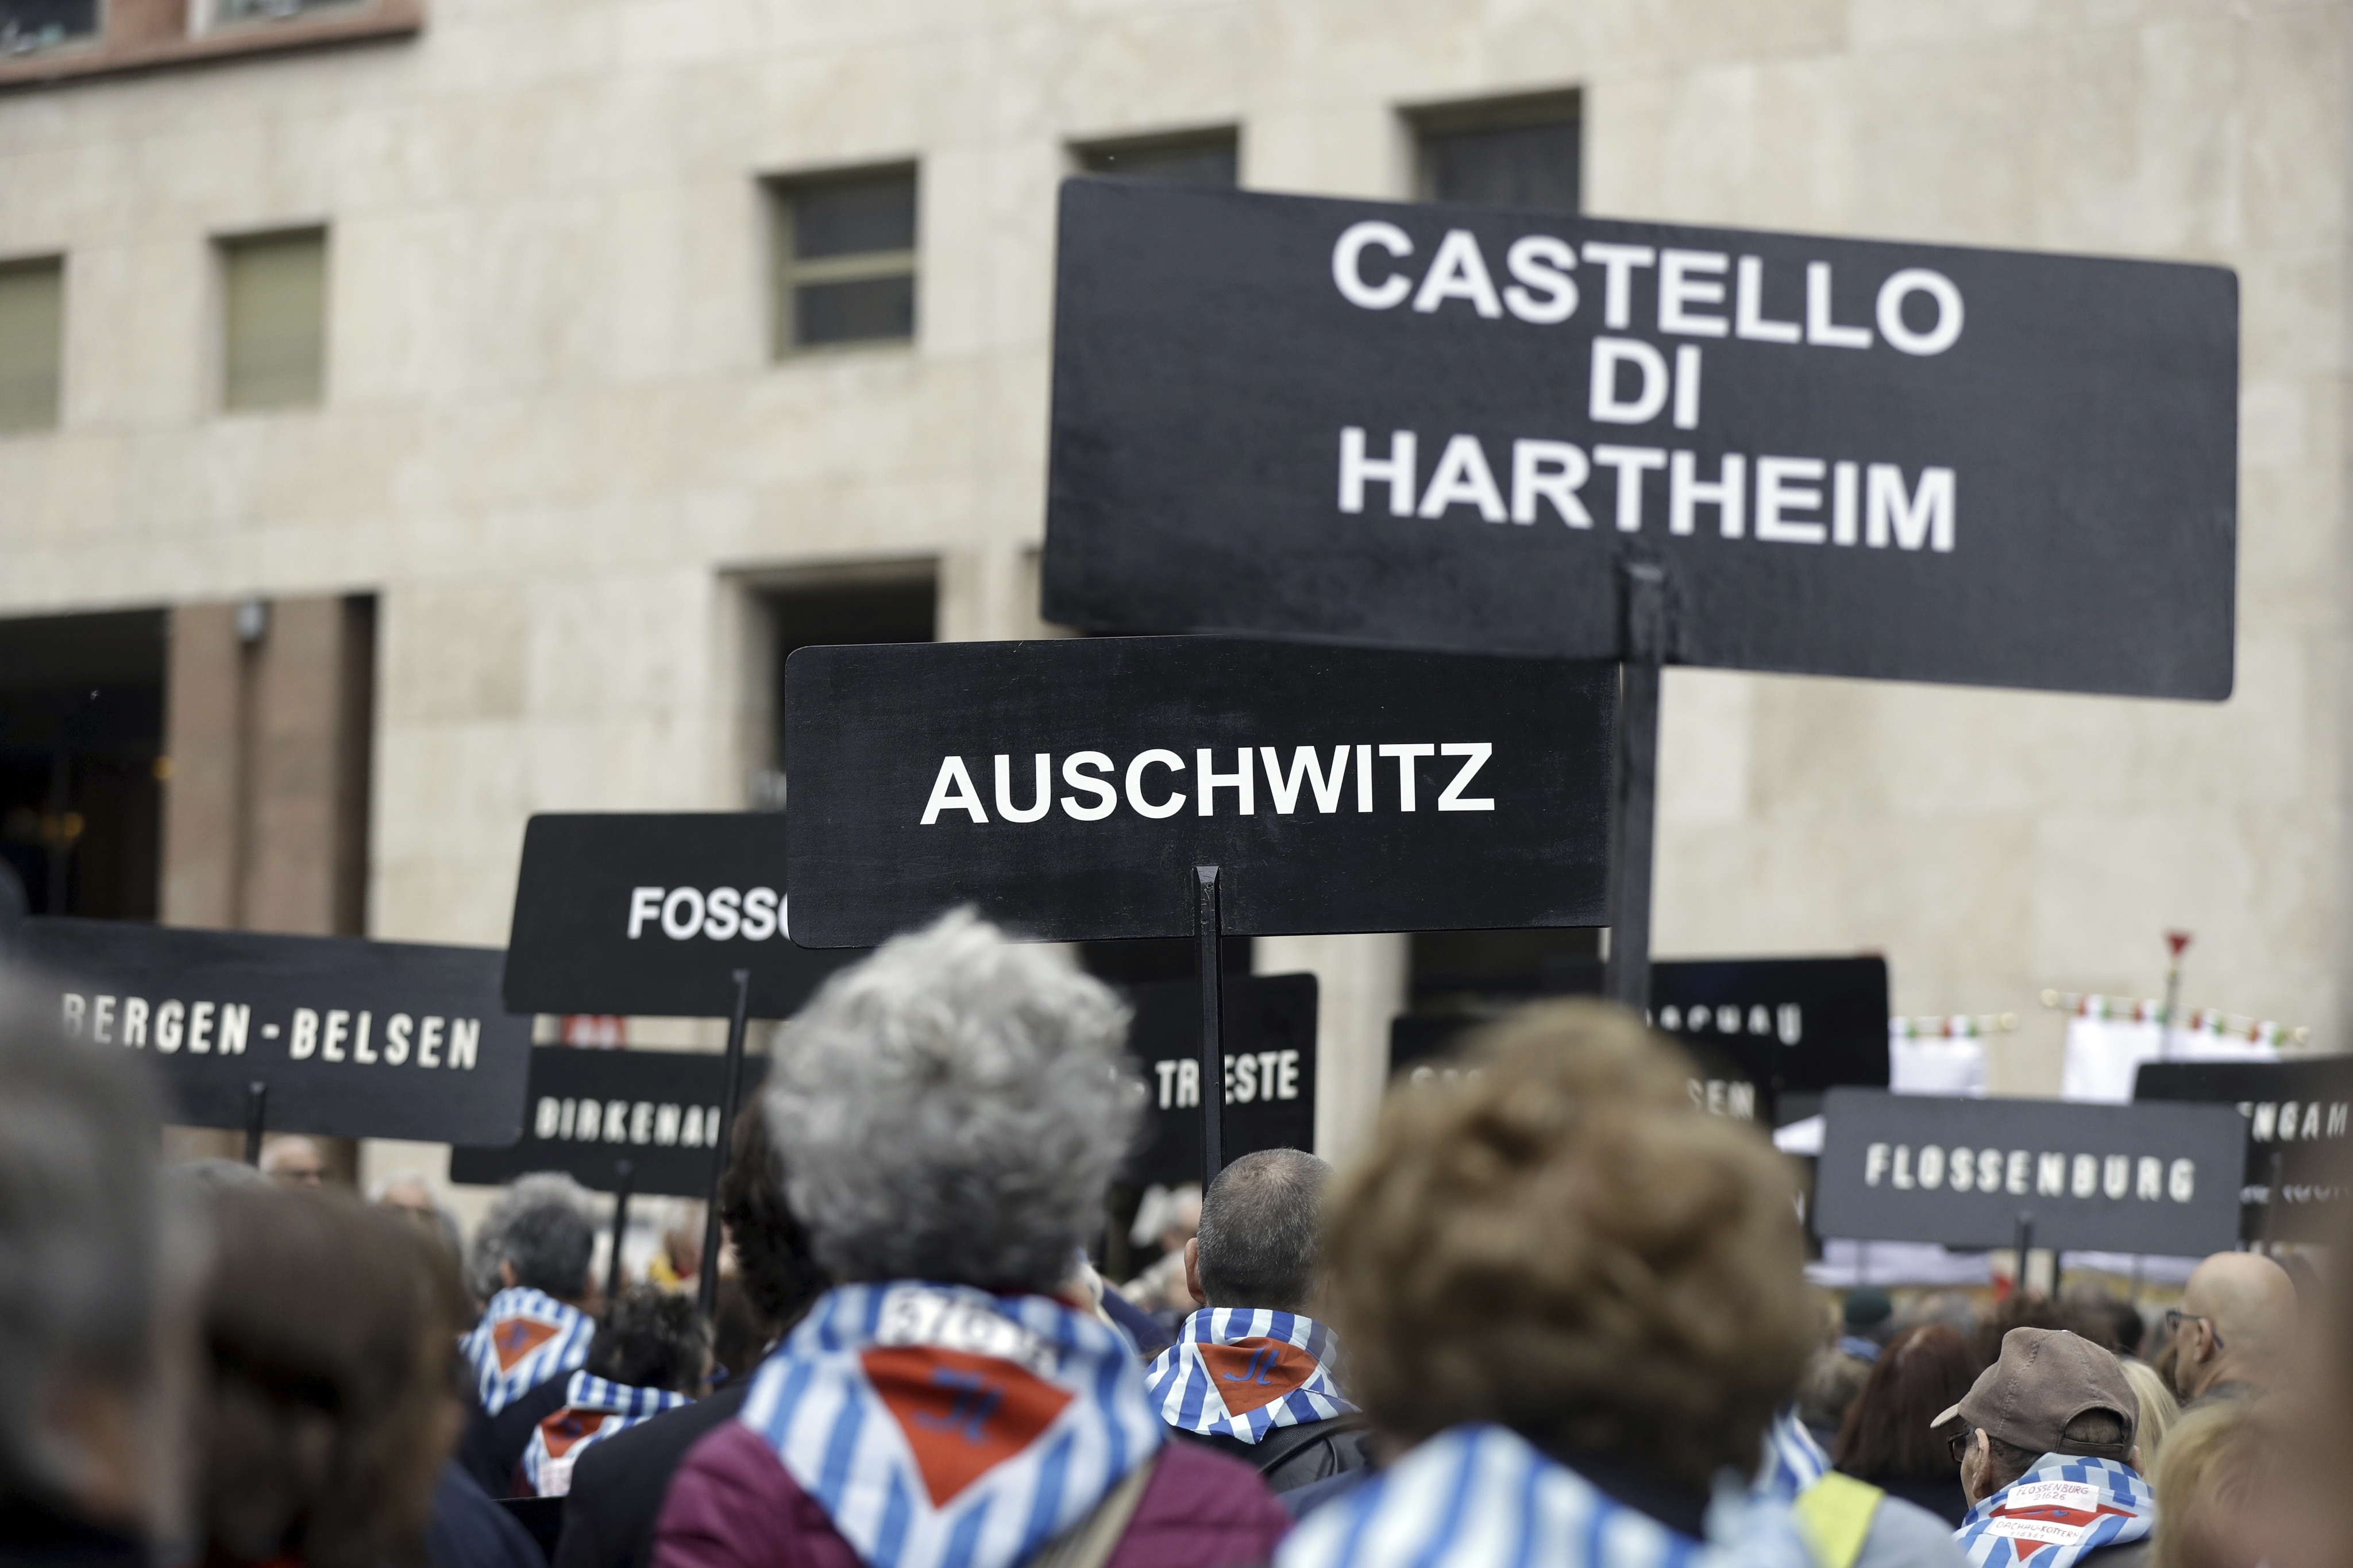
[1043,179,2236,699]
[1124,973,1317,1186]
[783,638,1614,947]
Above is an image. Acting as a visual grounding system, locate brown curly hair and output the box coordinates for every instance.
[1325,1000,1816,1494]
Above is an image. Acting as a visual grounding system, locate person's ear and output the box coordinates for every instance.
[1183,1237,1204,1307]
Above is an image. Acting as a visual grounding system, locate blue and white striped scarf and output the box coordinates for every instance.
[1956,1454,2153,1568]
[1756,1410,1829,1500]
[1277,1423,1814,1568]
[740,1282,1164,1568]
[1143,1307,1355,1445]
[521,1369,694,1495]
[461,1288,595,1416]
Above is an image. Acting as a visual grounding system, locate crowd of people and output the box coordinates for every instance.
[6,909,2353,1568]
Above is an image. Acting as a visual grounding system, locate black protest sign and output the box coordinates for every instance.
[2136,1057,2353,1242]
[14,917,530,1145]
[504,814,861,1018]
[1814,1088,2246,1255]
[449,1047,772,1196]
[1043,179,2236,700]
[1384,955,1888,1123]
[1124,974,1317,1186]
[784,638,1612,948]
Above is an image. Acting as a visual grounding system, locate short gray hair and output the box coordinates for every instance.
[471,1172,597,1300]
[766,910,1137,1292]
[1195,1148,1331,1312]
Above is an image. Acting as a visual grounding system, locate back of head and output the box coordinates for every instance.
[1195,1148,1332,1314]
[1955,1328,2138,1494]
[2182,1252,2299,1382]
[197,1183,465,1568]
[1834,1324,1978,1480]
[2120,1357,2181,1467]
[2151,1398,2267,1568]
[0,968,173,1519]
[586,1287,710,1395]
[1796,1350,1870,1443]
[1325,1000,1815,1497]
[766,910,1136,1293]
[718,1091,826,1333]
[473,1172,597,1301]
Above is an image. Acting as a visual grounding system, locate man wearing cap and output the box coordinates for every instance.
[1939,1328,2153,1568]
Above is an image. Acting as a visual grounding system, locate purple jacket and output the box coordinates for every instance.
[653,1422,1291,1568]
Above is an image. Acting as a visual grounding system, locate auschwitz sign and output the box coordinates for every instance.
[784,638,1613,947]
[449,1046,773,1196]
[16,917,530,1146]
[1124,973,1317,1187]
[1043,179,2236,699]
[1814,1088,2245,1256]
[504,814,861,1018]
[2136,1057,2353,1242]
[1385,955,1888,1123]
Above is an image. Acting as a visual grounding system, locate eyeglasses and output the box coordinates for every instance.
[1947,1431,1974,1466]
[2163,1308,2226,1351]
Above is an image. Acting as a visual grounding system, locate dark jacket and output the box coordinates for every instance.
[427,1463,546,1568]
[553,1384,753,1568]
[1172,1415,1372,1494]
[652,1421,1291,1568]
[0,1492,146,1568]
[461,1377,576,1499]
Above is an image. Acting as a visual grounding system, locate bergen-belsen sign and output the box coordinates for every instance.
[449,1046,774,1196]
[1814,1088,2246,1256]
[1043,179,2237,698]
[2136,1057,2353,1242]
[1124,973,1317,1187]
[782,638,1614,947]
[504,814,861,1018]
[14,917,531,1146]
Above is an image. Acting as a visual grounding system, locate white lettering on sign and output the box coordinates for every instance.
[916,746,1499,824]
[63,994,472,1071]
[534,1095,722,1148]
[2241,1099,2351,1142]
[1655,1001,1803,1045]
[1152,1051,1302,1109]
[625,886,786,941]
[1864,1141,2197,1204]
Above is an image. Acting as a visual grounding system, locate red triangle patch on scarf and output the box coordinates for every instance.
[1197,1337,1320,1416]
[863,1345,1075,1507]
[493,1318,560,1372]
[538,1408,610,1461]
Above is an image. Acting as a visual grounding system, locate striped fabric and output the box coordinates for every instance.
[1275,1423,1814,1568]
[461,1288,595,1416]
[1756,1409,1830,1500]
[739,1281,1164,1568]
[522,1370,695,1496]
[1143,1307,1355,1444]
[1956,1455,2153,1568]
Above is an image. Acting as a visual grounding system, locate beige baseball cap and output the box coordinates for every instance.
[1931,1327,2136,1461]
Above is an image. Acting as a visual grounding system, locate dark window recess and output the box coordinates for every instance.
[773,169,917,354]
[766,574,936,807]
[1075,132,1239,188]
[1413,94,1580,213]
[0,610,167,922]
[1079,936,1254,988]
[1,0,97,51]
[1408,928,1602,1015]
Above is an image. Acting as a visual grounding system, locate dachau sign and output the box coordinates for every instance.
[15,917,531,1146]
[1043,179,2237,698]
[782,638,1613,947]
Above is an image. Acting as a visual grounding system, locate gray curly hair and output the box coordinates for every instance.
[766,909,1138,1292]
[468,1172,598,1301]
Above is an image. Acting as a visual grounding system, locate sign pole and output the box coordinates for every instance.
[2013,1211,2036,1294]
[2262,1150,2284,1252]
[606,1158,634,1306]
[1607,563,1667,1013]
[242,1080,268,1167]
[697,968,751,1318]
[1195,866,1225,1185]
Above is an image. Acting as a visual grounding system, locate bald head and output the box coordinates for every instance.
[2174,1252,2298,1399]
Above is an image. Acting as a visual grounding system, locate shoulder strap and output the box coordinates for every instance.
[1024,1450,1161,1568]
[1793,1472,1884,1568]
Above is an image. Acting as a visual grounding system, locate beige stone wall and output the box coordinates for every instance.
[0,0,2340,1173]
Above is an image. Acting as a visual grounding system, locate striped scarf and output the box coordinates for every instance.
[1143,1307,1355,1445]
[522,1370,695,1496]
[1276,1423,1814,1568]
[461,1288,595,1416]
[1957,1455,2153,1568]
[1756,1409,1829,1500]
[740,1282,1164,1568]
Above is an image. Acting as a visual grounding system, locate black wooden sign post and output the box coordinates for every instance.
[1194,868,1224,1177]
[1042,178,2239,1010]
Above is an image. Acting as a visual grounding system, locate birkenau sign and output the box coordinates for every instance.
[16,917,531,1146]
[504,813,860,1018]
[1042,179,2237,700]
[783,638,1613,948]
[2136,1056,2353,1242]
[449,1046,774,1196]
[1123,973,1317,1187]
[1814,1088,2246,1256]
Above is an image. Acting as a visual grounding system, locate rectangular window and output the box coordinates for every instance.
[219,229,327,411]
[214,0,360,20]
[1411,92,1581,213]
[770,168,916,357]
[0,0,98,53]
[1073,129,1239,188]
[0,257,63,433]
